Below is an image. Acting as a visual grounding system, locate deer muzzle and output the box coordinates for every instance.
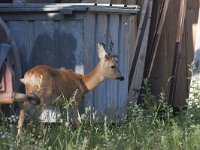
[117,76,124,81]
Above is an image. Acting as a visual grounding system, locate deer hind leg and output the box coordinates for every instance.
[17,98,45,136]
[17,101,31,136]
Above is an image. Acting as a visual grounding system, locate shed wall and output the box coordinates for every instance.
[83,13,131,120]
[1,6,134,120]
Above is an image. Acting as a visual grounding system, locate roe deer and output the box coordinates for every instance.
[17,43,124,135]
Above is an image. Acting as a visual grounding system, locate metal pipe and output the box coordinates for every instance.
[13,92,28,103]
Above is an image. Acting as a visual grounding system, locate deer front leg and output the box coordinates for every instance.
[72,104,80,129]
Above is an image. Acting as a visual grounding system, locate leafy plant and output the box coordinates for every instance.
[0,78,200,149]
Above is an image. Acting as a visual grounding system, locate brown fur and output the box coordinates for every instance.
[21,65,88,105]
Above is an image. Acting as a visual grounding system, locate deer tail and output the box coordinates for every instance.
[27,93,40,106]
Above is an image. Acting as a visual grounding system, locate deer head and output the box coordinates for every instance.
[97,43,124,81]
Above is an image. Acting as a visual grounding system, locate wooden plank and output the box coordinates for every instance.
[106,14,119,120]
[59,20,84,70]
[150,23,168,99]
[87,5,139,14]
[94,14,108,120]
[128,0,153,102]
[144,1,163,95]
[145,0,169,78]
[1,13,65,21]
[54,20,60,68]
[59,19,85,114]
[0,5,87,13]
[174,24,187,107]
[0,4,139,15]
[112,0,122,4]
[128,0,148,89]
[31,21,55,67]
[129,0,137,69]
[146,0,163,51]
[185,0,199,98]
[96,0,111,3]
[118,15,130,120]
[32,20,55,65]
[59,20,73,69]
[169,0,187,106]
[27,21,34,70]
[7,21,29,74]
[165,0,180,99]
[83,13,96,114]
[31,20,84,121]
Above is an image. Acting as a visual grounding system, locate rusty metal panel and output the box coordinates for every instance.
[0,4,135,121]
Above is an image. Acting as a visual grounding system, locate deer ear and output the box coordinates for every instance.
[97,43,107,60]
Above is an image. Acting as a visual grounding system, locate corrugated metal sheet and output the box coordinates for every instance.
[0,4,138,121]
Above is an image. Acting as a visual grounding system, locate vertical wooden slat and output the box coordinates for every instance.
[31,21,57,122]
[7,21,29,73]
[59,20,75,69]
[94,14,107,119]
[60,20,84,113]
[149,0,180,102]
[54,20,60,68]
[150,24,168,98]
[32,21,55,67]
[145,0,169,79]
[59,20,84,71]
[83,13,96,113]
[176,0,188,106]
[166,0,180,92]
[28,21,34,70]
[174,26,187,107]
[168,0,187,106]
[128,0,153,102]
[185,0,198,98]
[106,14,119,120]
[118,15,130,120]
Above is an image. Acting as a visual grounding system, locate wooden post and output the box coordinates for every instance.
[169,0,187,106]
[128,0,153,102]
[144,0,169,79]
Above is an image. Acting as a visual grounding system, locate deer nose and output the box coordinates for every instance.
[117,76,124,81]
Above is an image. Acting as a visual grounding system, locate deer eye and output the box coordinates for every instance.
[111,66,115,69]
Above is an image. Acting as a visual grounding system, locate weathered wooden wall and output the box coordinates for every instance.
[6,0,134,4]
[141,0,199,107]
[0,4,138,120]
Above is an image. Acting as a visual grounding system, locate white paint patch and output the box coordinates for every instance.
[75,64,84,74]
[39,106,61,123]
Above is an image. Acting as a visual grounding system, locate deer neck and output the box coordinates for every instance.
[82,63,105,91]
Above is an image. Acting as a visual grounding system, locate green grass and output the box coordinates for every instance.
[1,79,200,150]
